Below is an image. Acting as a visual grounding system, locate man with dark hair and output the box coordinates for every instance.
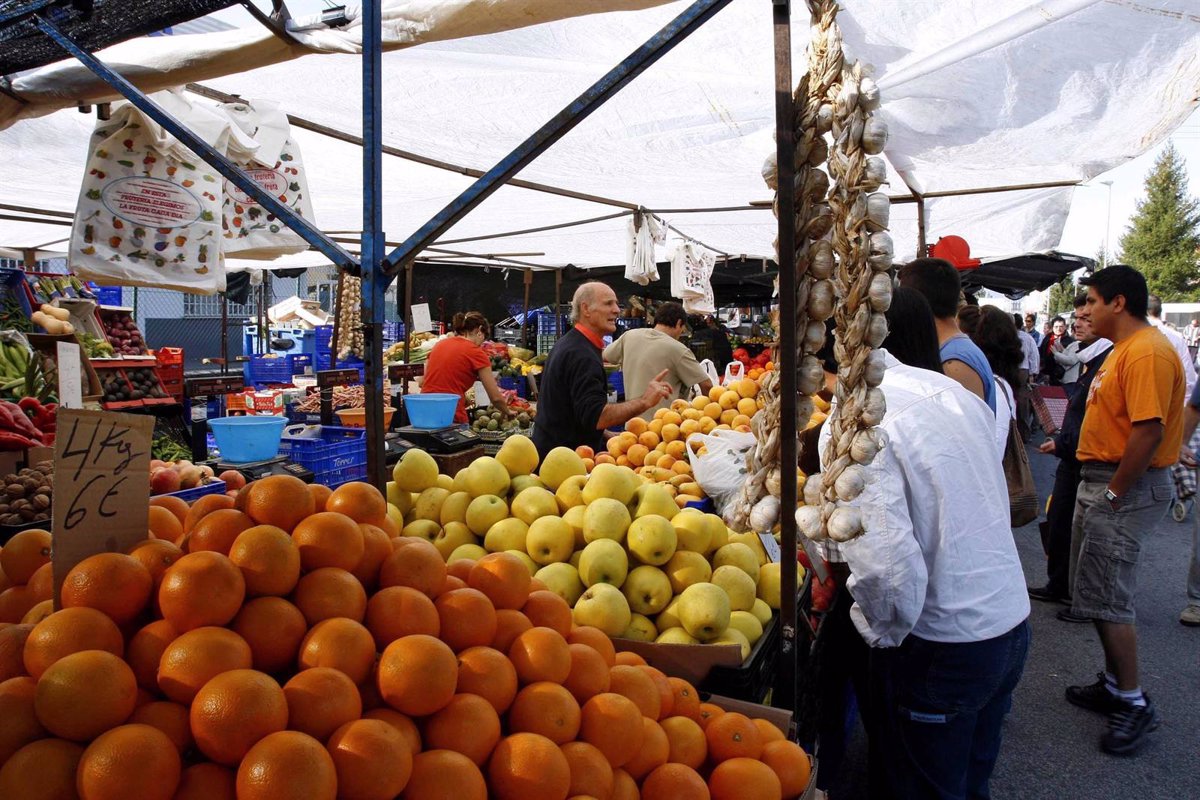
[1147,293,1196,396]
[898,257,995,412]
[1065,264,1184,755]
[603,300,712,420]
[1014,312,1040,438]
[1024,313,1042,346]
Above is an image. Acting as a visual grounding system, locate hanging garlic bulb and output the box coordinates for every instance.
[834,464,868,502]
[797,355,826,396]
[860,387,887,426]
[868,272,894,312]
[803,472,825,506]
[863,349,887,387]
[858,77,881,111]
[865,312,889,348]
[750,495,782,532]
[804,319,827,352]
[828,506,864,542]
[762,152,779,190]
[807,279,835,321]
[861,117,888,155]
[804,203,834,239]
[810,240,834,279]
[862,157,888,191]
[796,505,824,541]
[865,193,890,232]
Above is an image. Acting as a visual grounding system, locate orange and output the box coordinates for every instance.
[612,768,639,800]
[697,702,725,729]
[435,588,497,652]
[298,617,376,685]
[328,718,414,800]
[446,559,475,582]
[0,676,44,764]
[709,757,782,800]
[150,494,190,526]
[404,749,487,800]
[237,475,316,533]
[761,740,811,798]
[660,715,707,769]
[173,762,236,800]
[613,650,646,667]
[638,665,675,719]
[22,606,124,679]
[0,622,32,681]
[455,645,518,714]
[129,700,192,753]
[579,692,644,768]
[232,595,308,674]
[60,552,153,626]
[24,563,53,601]
[283,667,362,742]
[295,514,367,574]
[754,717,786,744]
[149,505,184,542]
[191,668,287,765]
[228,524,301,596]
[0,737,83,800]
[624,716,669,780]
[182,493,236,534]
[125,619,178,691]
[379,539,447,598]
[564,642,610,703]
[378,634,457,717]
[522,590,572,635]
[308,482,333,513]
[366,586,440,649]
[641,763,709,800]
[421,692,501,766]
[668,677,701,720]
[353,523,394,588]
[126,538,183,588]
[567,626,616,666]
[0,529,50,584]
[491,608,533,653]
[468,552,531,610]
[77,723,181,800]
[0,586,38,624]
[561,741,614,800]
[158,551,246,632]
[488,732,572,800]
[608,664,660,719]
[326,482,389,527]
[509,681,581,744]
[236,730,336,800]
[34,650,136,742]
[292,566,368,625]
[157,626,252,704]
[705,711,762,763]
[363,707,421,754]
[509,626,571,685]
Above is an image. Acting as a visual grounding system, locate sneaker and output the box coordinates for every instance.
[1101,697,1160,756]
[1028,585,1070,603]
[1066,673,1126,715]
[1057,608,1091,623]
[1180,605,1200,627]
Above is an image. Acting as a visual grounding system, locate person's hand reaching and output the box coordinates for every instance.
[1037,439,1056,455]
[641,369,673,407]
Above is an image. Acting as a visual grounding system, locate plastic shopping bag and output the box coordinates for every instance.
[722,361,745,386]
[685,429,756,515]
[219,99,316,259]
[690,358,721,398]
[69,90,257,294]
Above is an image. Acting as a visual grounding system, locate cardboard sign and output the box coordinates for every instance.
[411,303,433,333]
[56,341,83,409]
[758,532,782,564]
[52,409,153,606]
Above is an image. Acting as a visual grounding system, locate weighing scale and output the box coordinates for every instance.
[391,424,481,454]
[207,455,314,485]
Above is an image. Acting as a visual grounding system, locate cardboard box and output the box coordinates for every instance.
[612,637,742,686]
[26,333,103,399]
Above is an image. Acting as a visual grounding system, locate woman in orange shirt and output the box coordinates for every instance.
[420,312,510,424]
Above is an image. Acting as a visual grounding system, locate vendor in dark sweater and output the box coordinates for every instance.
[532,282,672,459]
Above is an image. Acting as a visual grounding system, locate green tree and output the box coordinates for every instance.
[1047,274,1077,314]
[1119,143,1200,300]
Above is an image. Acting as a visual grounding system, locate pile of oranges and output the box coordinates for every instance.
[0,475,810,799]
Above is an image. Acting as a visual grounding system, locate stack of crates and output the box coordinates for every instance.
[154,347,184,402]
[614,317,645,338]
[537,312,566,356]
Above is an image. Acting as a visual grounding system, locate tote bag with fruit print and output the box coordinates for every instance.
[69,90,257,294]
[218,99,316,259]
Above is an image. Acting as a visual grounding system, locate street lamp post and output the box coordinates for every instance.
[1101,179,1114,267]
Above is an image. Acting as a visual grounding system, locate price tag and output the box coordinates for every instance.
[56,341,83,409]
[52,409,153,606]
[758,532,782,564]
[317,368,360,388]
[411,303,433,333]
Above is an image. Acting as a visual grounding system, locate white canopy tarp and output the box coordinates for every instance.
[2,0,1198,273]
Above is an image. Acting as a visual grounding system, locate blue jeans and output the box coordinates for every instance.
[869,621,1030,800]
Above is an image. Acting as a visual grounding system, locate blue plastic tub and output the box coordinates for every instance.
[404,393,458,429]
[209,416,287,463]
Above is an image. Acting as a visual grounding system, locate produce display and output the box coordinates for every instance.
[78,331,115,359]
[148,458,219,496]
[0,459,52,527]
[0,339,33,401]
[0,470,811,800]
[336,275,364,360]
[27,275,93,305]
[29,303,74,336]
[384,330,438,364]
[100,309,148,356]
[291,381,392,414]
[0,398,56,450]
[0,294,31,333]
[470,406,533,435]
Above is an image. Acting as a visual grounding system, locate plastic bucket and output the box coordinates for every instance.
[403,393,459,429]
[335,407,396,429]
[208,416,287,463]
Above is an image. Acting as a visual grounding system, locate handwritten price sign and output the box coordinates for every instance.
[52,409,153,606]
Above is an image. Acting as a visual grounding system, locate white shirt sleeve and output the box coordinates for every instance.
[993,378,1014,457]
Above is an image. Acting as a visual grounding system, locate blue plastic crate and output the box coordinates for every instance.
[498,375,527,398]
[277,425,366,487]
[243,325,316,357]
[315,353,364,382]
[608,371,624,396]
[94,285,123,306]
[537,314,567,334]
[383,321,406,344]
[244,353,313,388]
[158,479,227,502]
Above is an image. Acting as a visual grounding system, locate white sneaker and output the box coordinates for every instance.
[1180,605,1200,627]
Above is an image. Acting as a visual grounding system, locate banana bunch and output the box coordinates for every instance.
[0,341,31,396]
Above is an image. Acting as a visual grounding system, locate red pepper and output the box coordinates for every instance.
[0,431,40,451]
[0,401,43,442]
[17,397,41,414]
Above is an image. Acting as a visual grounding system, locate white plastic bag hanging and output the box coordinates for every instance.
[219,99,316,259]
[691,358,721,399]
[722,361,745,386]
[624,212,662,286]
[69,90,257,294]
[685,429,757,515]
[671,240,716,315]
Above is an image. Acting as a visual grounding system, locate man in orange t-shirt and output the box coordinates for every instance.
[1064,266,1183,756]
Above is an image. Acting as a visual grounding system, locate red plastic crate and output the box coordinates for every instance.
[154,347,184,401]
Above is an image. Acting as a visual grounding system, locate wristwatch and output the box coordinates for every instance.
[1103,487,1121,510]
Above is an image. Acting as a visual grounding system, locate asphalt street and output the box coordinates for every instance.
[824,443,1200,799]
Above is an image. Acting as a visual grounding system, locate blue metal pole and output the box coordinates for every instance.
[361,0,388,489]
[33,13,360,273]
[381,0,733,276]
